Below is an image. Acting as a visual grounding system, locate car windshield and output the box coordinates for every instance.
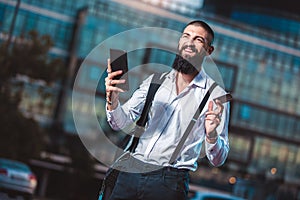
[0,159,30,172]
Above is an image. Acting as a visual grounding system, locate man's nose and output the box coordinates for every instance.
[185,38,195,46]
[186,40,196,47]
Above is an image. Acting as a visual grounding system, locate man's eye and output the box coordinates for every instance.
[196,38,204,43]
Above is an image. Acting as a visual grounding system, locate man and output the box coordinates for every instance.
[105,20,230,200]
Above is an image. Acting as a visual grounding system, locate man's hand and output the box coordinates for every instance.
[205,99,224,143]
[105,58,126,111]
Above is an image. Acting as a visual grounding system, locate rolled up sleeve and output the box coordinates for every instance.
[106,101,128,130]
[105,75,153,131]
[205,103,230,167]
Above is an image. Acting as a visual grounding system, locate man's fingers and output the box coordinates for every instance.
[105,76,125,97]
[206,100,223,125]
[107,70,123,79]
[108,87,124,93]
[207,99,224,115]
[205,114,221,125]
[206,101,223,118]
[106,79,126,88]
[215,99,224,109]
[214,99,224,116]
[107,58,112,73]
[208,101,213,111]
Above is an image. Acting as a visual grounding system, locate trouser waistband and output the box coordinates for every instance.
[114,153,189,175]
[140,166,189,176]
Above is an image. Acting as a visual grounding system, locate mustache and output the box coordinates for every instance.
[180,45,197,53]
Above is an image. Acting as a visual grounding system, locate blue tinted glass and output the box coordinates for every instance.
[89,66,101,81]
[25,15,37,32]
[149,49,175,66]
[218,63,236,92]
[240,104,251,120]
[0,6,5,31]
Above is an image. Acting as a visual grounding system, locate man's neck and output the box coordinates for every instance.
[176,71,199,94]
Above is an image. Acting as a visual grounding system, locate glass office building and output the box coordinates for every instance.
[1,0,300,199]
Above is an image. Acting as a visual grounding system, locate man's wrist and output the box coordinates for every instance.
[206,130,218,144]
[206,136,218,144]
[107,100,113,105]
[107,100,118,111]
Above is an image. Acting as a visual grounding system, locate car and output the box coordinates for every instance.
[0,158,37,198]
[190,191,245,200]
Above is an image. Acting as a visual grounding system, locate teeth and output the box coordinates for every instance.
[185,49,193,53]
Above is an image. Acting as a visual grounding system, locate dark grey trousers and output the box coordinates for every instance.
[108,167,189,200]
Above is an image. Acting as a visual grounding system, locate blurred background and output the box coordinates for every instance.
[0,0,300,199]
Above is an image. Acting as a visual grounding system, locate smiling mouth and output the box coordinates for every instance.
[183,48,195,55]
[184,48,193,52]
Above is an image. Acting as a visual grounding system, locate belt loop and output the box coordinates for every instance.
[162,167,169,176]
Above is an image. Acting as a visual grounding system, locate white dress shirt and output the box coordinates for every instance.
[106,69,230,171]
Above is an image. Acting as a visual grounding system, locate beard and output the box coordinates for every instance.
[171,54,198,75]
[172,45,203,75]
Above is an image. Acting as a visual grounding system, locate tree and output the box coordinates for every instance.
[0,92,45,162]
[1,30,65,83]
[0,30,65,162]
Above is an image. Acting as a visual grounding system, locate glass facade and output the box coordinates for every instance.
[1,0,300,198]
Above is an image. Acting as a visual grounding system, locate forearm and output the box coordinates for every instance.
[106,75,153,130]
[205,137,229,166]
[106,101,128,130]
[205,103,230,166]
[106,90,119,111]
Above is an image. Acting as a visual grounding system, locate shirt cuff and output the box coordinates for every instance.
[106,101,122,122]
[205,136,222,156]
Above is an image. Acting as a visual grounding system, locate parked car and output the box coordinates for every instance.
[0,158,37,198]
[190,191,245,200]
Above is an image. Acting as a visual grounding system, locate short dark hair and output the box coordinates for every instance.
[184,20,214,45]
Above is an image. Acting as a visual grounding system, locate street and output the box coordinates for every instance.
[0,192,55,200]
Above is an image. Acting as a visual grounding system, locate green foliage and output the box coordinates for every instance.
[0,91,46,162]
[0,30,65,162]
[1,30,65,83]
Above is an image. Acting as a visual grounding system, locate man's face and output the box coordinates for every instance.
[178,24,213,65]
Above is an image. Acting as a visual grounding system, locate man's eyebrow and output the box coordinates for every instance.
[195,35,206,40]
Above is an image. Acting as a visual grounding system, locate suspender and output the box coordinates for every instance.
[123,72,167,152]
[137,73,165,127]
[120,74,217,164]
[169,82,218,165]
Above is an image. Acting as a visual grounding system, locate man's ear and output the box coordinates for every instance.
[207,46,214,55]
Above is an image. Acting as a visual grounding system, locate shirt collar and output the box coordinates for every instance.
[192,69,207,89]
[166,69,176,81]
[166,69,207,89]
